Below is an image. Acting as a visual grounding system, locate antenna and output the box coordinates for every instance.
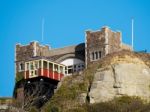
[42,18,45,43]
[131,18,134,50]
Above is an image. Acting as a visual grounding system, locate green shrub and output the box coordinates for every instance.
[29,107,39,112]
[16,72,24,82]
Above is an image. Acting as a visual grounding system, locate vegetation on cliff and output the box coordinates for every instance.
[40,50,150,112]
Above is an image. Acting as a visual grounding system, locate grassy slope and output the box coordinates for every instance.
[41,50,150,112]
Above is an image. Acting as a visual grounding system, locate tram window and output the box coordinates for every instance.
[60,66,63,74]
[49,63,53,70]
[43,61,47,69]
[30,62,34,70]
[35,70,37,76]
[35,61,38,69]
[54,64,58,72]
[39,60,42,68]
[31,71,34,76]
[26,63,29,70]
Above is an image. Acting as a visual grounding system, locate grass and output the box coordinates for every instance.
[41,50,150,112]
[11,50,148,112]
[16,71,24,82]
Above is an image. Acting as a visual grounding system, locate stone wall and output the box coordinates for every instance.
[85,30,105,67]
[15,42,85,73]
[85,27,122,67]
[106,28,121,54]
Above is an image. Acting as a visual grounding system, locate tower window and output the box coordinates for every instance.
[99,51,102,58]
[92,52,94,60]
[95,52,98,59]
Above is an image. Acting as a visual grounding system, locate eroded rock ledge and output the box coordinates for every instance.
[89,51,150,103]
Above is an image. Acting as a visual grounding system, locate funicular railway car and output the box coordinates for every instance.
[24,58,66,81]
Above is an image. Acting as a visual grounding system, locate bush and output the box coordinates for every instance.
[16,72,24,82]
[87,96,149,112]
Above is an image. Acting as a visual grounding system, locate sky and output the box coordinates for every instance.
[0,0,150,97]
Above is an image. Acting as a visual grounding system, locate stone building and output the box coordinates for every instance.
[15,26,131,76]
[14,26,132,107]
[85,26,132,67]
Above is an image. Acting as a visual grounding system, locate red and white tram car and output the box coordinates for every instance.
[24,58,66,81]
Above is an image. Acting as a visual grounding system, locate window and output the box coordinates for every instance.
[19,63,24,71]
[54,64,58,72]
[91,51,102,61]
[60,66,63,74]
[39,60,42,68]
[92,52,94,60]
[30,62,34,70]
[49,63,53,70]
[26,63,29,70]
[95,52,98,59]
[31,71,34,76]
[99,51,102,59]
[34,61,38,69]
[43,61,47,69]
[68,69,73,74]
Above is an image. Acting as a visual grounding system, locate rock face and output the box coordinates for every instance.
[89,55,150,103]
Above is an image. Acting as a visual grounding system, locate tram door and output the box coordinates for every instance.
[29,61,39,78]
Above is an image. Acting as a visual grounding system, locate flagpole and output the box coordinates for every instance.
[132,18,134,50]
[42,18,45,43]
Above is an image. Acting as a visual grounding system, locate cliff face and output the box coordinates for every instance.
[14,50,150,111]
[89,55,150,103]
[41,51,150,112]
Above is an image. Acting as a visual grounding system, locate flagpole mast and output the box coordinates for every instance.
[132,18,134,50]
[42,18,45,43]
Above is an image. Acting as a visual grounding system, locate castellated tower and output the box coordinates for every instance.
[85,26,124,67]
[15,41,50,74]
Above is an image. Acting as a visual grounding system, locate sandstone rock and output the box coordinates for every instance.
[89,56,150,103]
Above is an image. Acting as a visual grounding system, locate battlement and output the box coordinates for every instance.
[15,26,131,77]
[85,26,125,67]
